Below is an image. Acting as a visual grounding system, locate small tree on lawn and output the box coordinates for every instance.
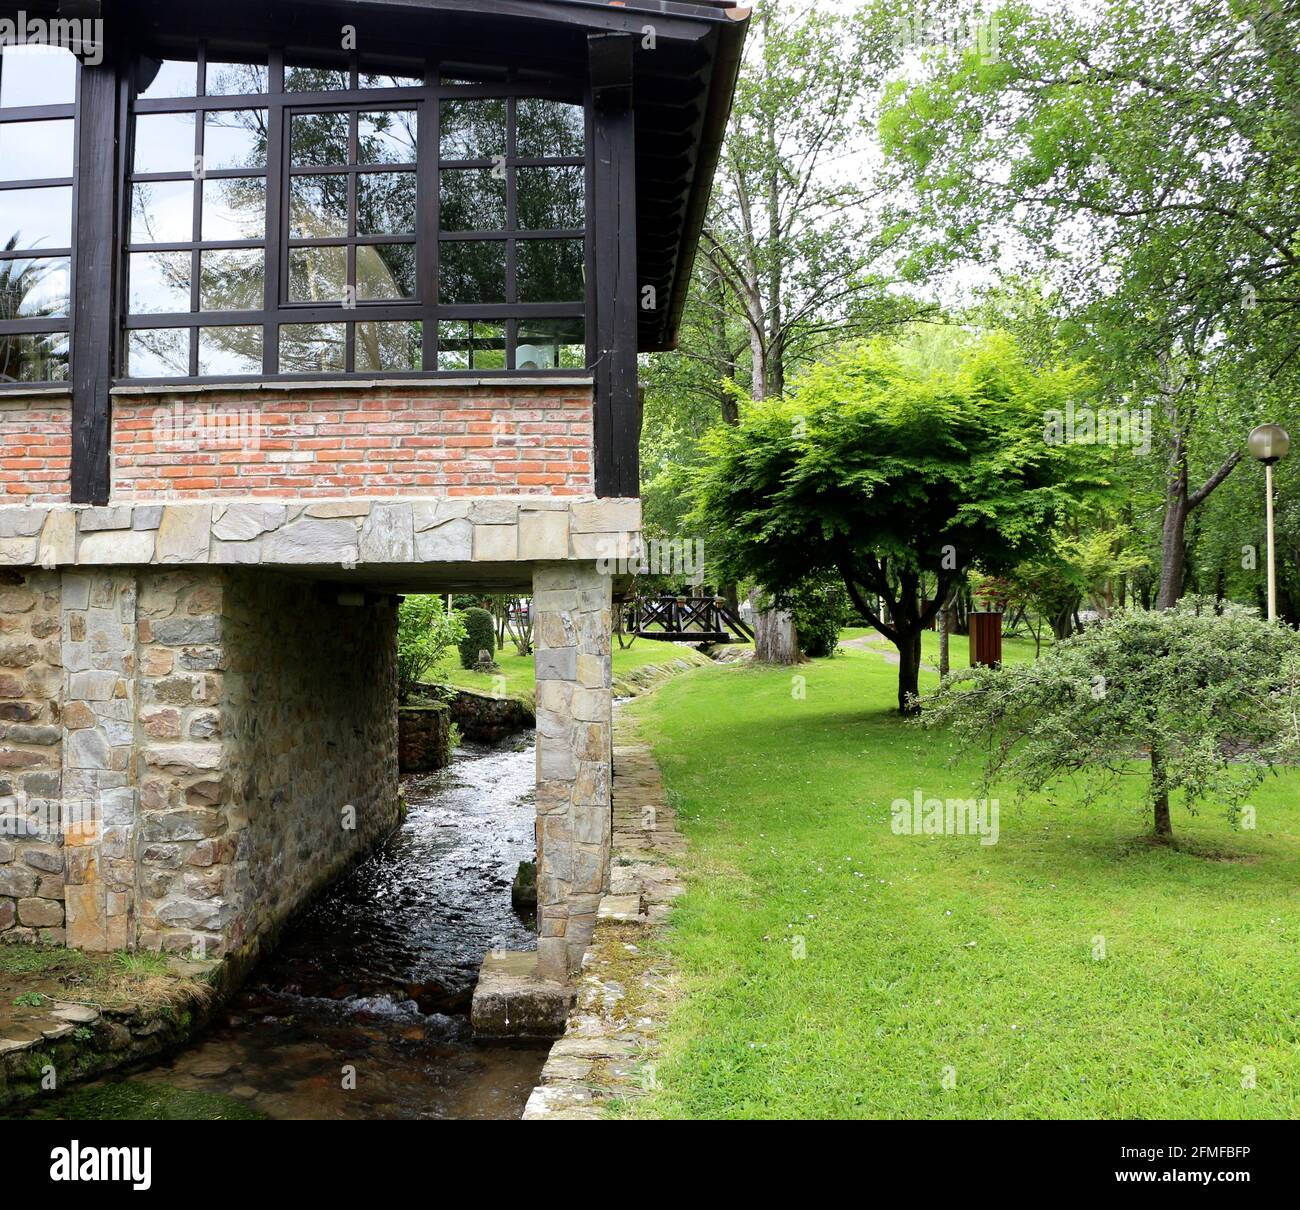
[397,596,465,704]
[922,600,1300,843]
[689,334,1107,712]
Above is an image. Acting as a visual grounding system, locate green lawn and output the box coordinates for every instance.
[430,639,720,701]
[842,626,1049,666]
[623,645,1300,1119]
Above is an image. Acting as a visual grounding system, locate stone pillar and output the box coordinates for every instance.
[533,561,613,980]
[61,571,139,952]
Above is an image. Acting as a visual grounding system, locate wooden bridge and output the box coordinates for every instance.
[625,596,756,644]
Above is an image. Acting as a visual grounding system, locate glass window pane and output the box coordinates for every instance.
[289,175,348,239]
[357,172,417,235]
[2,185,74,250]
[437,320,504,371]
[289,245,348,303]
[440,98,506,161]
[138,59,198,99]
[205,61,270,96]
[200,249,264,311]
[291,112,350,166]
[203,110,269,170]
[126,328,190,378]
[0,331,69,383]
[285,63,350,92]
[129,181,192,245]
[201,177,266,241]
[0,119,75,182]
[0,45,78,108]
[357,243,417,300]
[128,250,191,314]
[134,112,196,174]
[439,239,505,304]
[358,111,418,164]
[517,318,586,370]
[5,255,71,318]
[356,320,422,372]
[279,323,346,373]
[517,238,584,303]
[517,165,584,231]
[440,168,505,233]
[199,326,262,375]
[360,70,423,89]
[516,99,584,158]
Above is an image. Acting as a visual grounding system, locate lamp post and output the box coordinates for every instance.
[1248,424,1292,621]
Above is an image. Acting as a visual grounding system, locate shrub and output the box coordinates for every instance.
[458,607,498,669]
[786,577,850,659]
[921,599,1300,842]
[397,596,465,703]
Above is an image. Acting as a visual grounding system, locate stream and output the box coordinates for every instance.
[55,733,547,1120]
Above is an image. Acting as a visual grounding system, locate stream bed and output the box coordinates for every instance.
[38,733,548,1120]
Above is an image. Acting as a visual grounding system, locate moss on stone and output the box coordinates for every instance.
[13,1079,267,1121]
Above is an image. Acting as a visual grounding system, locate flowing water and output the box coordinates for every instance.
[61,734,548,1120]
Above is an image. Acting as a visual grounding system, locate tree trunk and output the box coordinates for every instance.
[1150,744,1173,841]
[753,593,799,664]
[897,627,923,715]
[938,601,951,681]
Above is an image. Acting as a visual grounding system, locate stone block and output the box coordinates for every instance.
[473,523,519,561]
[212,503,287,541]
[78,507,134,533]
[262,518,359,564]
[535,647,578,682]
[569,498,642,534]
[519,509,571,560]
[78,529,157,565]
[0,507,48,538]
[17,897,63,928]
[415,519,473,561]
[156,505,212,563]
[359,503,415,563]
[470,950,575,1039]
[39,511,77,567]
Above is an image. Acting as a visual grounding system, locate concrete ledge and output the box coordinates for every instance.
[470,950,576,1040]
[0,496,643,571]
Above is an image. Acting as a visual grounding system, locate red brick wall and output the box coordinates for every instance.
[0,398,73,503]
[108,383,595,499]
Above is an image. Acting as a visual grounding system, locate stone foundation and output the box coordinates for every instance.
[2,565,399,960]
[398,703,453,772]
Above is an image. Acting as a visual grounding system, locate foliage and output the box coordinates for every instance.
[784,576,850,659]
[921,600,1300,840]
[689,332,1109,709]
[457,607,498,670]
[396,596,464,703]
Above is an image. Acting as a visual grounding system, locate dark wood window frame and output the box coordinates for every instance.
[118,44,594,386]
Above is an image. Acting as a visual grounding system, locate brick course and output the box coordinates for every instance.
[108,384,594,499]
[0,398,73,504]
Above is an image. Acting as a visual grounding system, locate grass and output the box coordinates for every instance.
[842,625,1048,666]
[622,643,1300,1119]
[0,945,211,1014]
[429,640,720,700]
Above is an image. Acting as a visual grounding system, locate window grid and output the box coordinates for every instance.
[0,45,79,385]
[119,45,591,383]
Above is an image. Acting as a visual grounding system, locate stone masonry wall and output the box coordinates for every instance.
[533,561,613,980]
[219,572,399,954]
[0,397,72,504]
[0,570,65,941]
[109,384,594,499]
[4,565,399,960]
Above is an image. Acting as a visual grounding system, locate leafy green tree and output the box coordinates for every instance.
[458,607,497,670]
[923,600,1300,842]
[880,0,1300,607]
[689,333,1107,711]
[397,596,465,704]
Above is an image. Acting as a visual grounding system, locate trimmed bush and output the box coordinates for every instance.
[458,607,497,669]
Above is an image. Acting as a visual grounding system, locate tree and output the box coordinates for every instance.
[879,0,1300,607]
[922,600,1300,842]
[689,333,1108,712]
[396,596,464,705]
